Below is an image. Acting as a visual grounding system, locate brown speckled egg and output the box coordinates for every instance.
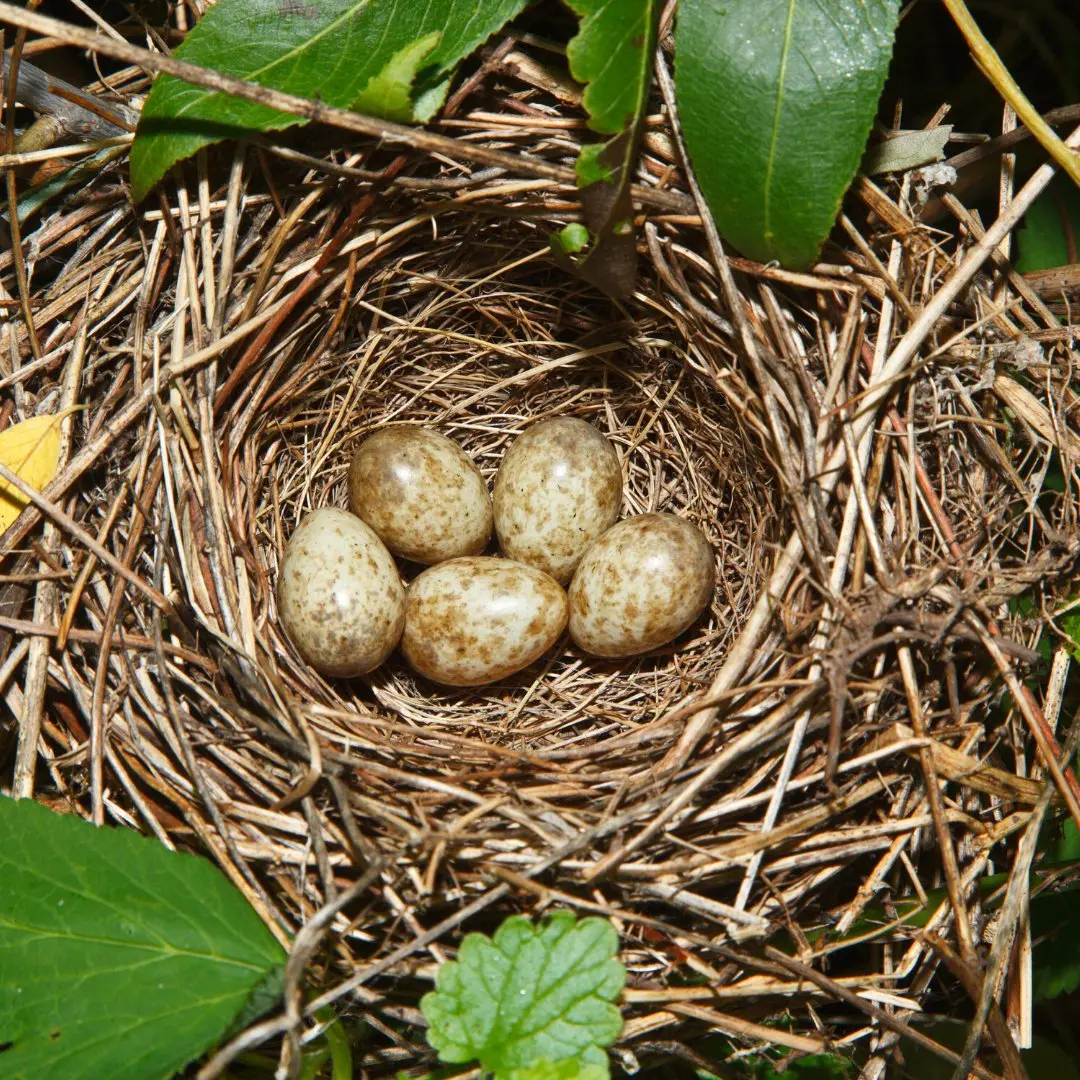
[402,557,568,686]
[348,426,492,564]
[277,508,404,677]
[568,514,714,658]
[493,417,622,584]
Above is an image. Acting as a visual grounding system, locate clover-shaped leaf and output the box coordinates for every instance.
[420,912,624,1080]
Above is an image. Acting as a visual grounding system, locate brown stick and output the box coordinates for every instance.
[923,932,1029,1080]
[1,48,136,137]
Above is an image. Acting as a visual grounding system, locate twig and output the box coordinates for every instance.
[0,457,171,613]
[0,48,137,136]
[762,947,1001,1080]
[951,701,1080,1079]
[12,324,84,798]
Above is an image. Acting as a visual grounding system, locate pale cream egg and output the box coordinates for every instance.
[493,417,622,584]
[568,514,714,658]
[277,508,405,677]
[349,426,492,564]
[401,556,568,686]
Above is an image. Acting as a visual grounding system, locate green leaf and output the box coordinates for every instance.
[1017,175,1080,272]
[575,144,616,188]
[0,797,286,1080]
[556,0,660,299]
[420,912,624,1080]
[676,0,901,268]
[506,1048,611,1080]
[353,32,442,124]
[1032,883,1080,1001]
[129,0,529,202]
[862,126,952,175]
[1062,601,1080,662]
[554,223,592,255]
[1041,815,1080,867]
[566,0,655,136]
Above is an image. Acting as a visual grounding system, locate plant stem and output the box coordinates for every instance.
[942,0,1080,189]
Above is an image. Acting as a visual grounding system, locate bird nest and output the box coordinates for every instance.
[248,231,771,738]
[4,42,1080,1080]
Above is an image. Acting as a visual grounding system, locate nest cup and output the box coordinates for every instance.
[240,212,777,741]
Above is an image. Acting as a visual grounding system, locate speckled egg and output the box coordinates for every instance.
[493,417,622,584]
[568,514,715,658]
[277,508,405,677]
[348,426,492,564]
[402,557,568,686]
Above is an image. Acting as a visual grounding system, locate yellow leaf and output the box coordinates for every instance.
[0,409,77,534]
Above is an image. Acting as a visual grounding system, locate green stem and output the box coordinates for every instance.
[942,0,1080,190]
[314,1006,353,1080]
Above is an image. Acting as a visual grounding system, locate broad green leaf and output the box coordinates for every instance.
[557,0,660,299]
[675,0,901,268]
[129,0,528,202]
[862,126,952,175]
[420,912,624,1080]
[0,797,286,1080]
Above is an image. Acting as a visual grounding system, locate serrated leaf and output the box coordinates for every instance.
[557,0,659,299]
[507,1046,611,1080]
[353,32,441,123]
[676,0,901,268]
[566,0,654,136]
[420,912,624,1079]
[0,409,78,535]
[0,797,286,1080]
[862,126,952,175]
[129,0,529,203]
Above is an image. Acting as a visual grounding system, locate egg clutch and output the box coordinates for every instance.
[276,418,716,686]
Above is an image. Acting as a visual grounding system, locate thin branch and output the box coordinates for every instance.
[1,48,137,136]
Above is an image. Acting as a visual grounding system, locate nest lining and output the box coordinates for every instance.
[239,225,775,742]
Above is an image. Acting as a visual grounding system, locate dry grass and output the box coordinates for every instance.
[2,24,1080,1080]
